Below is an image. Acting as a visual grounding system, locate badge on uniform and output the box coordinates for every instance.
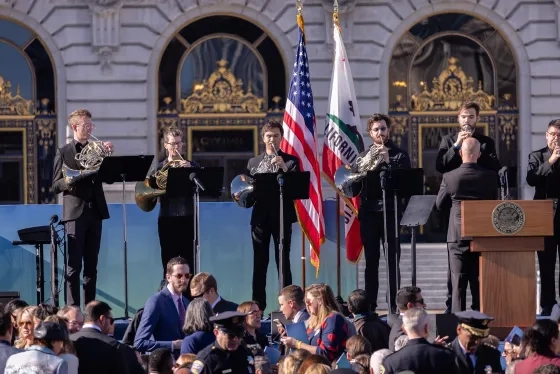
[191,360,204,374]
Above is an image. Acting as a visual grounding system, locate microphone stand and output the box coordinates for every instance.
[380,171,392,313]
[278,173,285,291]
[190,172,205,275]
[392,169,400,292]
[49,220,59,307]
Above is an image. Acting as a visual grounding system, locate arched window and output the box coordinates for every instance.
[388,13,519,241]
[0,18,56,204]
[157,15,287,200]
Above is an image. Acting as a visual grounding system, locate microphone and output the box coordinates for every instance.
[50,214,59,225]
[189,172,206,191]
[277,173,284,187]
[498,166,508,185]
[379,170,387,189]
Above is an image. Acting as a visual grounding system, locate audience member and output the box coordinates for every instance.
[14,305,38,349]
[44,315,79,374]
[349,353,370,374]
[174,353,196,372]
[190,272,238,314]
[297,354,331,374]
[4,299,28,345]
[254,355,272,374]
[304,363,331,374]
[278,285,310,324]
[533,364,560,374]
[238,300,268,349]
[345,335,372,361]
[57,305,84,334]
[0,307,21,373]
[5,321,69,374]
[387,286,425,351]
[149,347,174,374]
[369,349,392,374]
[347,289,390,352]
[71,300,127,374]
[515,319,560,374]
[135,256,190,356]
[394,335,409,351]
[180,298,215,355]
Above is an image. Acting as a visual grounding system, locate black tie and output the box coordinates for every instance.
[465,352,474,372]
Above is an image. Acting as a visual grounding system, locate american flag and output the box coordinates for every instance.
[280,15,325,272]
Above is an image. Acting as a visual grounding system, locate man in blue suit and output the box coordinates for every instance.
[134,257,190,356]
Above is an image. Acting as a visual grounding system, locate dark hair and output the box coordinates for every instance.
[0,309,12,336]
[522,319,559,357]
[148,348,174,372]
[166,256,189,275]
[396,286,422,311]
[366,113,391,132]
[279,285,305,308]
[84,301,112,323]
[34,303,58,321]
[4,299,28,314]
[347,289,369,315]
[548,119,560,130]
[261,119,284,138]
[534,364,560,374]
[458,100,481,116]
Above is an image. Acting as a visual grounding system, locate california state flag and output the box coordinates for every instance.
[321,22,365,263]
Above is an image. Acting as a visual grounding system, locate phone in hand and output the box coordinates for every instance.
[273,319,285,329]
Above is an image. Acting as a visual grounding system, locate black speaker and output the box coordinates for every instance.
[0,292,21,306]
[435,313,459,341]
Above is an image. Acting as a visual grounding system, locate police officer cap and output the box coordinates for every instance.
[454,310,494,337]
[210,311,247,335]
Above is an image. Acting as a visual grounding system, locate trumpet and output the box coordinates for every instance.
[231,143,280,208]
[62,133,112,185]
[334,142,385,198]
[134,151,186,212]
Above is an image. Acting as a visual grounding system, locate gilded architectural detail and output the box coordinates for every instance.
[390,116,407,149]
[411,57,495,111]
[36,119,56,153]
[180,60,265,115]
[158,97,178,115]
[268,96,284,113]
[0,76,33,116]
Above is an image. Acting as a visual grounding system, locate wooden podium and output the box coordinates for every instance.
[461,200,554,335]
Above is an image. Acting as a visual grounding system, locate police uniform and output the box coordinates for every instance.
[447,311,504,374]
[191,312,255,374]
[380,337,458,374]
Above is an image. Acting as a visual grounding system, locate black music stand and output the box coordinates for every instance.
[253,171,310,290]
[12,239,48,304]
[97,155,154,319]
[498,166,518,200]
[167,167,224,274]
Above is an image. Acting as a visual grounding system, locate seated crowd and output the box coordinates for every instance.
[0,256,559,374]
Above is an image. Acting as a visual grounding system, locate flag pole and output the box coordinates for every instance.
[333,0,342,298]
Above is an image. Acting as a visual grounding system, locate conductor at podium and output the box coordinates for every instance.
[526,119,560,316]
[436,138,498,312]
[246,120,300,311]
[52,109,113,307]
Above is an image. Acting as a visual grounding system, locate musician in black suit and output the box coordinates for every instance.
[355,114,411,314]
[149,125,200,283]
[526,119,560,316]
[435,101,501,312]
[52,109,112,307]
[447,311,503,374]
[246,120,300,311]
[436,138,498,312]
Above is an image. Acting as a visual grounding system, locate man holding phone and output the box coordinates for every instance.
[276,285,309,335]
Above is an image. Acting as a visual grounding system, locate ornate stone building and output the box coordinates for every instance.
[1,0,559,241]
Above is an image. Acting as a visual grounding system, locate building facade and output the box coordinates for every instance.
[1,0,559,241]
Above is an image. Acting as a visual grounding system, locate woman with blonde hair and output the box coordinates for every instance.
[44,315,79,374]
[14,305,38,349]
[304,363,331,374]
[281,284,349,362]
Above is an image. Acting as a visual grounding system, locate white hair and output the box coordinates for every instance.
[402,307,429,334]
[370,349,391,373]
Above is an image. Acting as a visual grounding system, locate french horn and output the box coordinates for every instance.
[334,143,385,198]
[62,134,112,185]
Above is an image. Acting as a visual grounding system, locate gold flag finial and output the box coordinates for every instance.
[296,0,305,41]
[333,0,340,28]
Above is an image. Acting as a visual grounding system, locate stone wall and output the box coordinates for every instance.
[2,0,560,203]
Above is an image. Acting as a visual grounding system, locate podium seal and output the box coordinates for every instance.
[492,202,525,234]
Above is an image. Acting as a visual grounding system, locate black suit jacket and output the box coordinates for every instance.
[436,132,501,173]
[387,314,405,352]
[381,337,459,374]
[449,337,503,374]
[148,157,201,218]
[71,327,128,374]
[436,163,498,243]
[355,140,411,214]
[213,298,239,314]
[246,150,300,226]
[52,140,110,222]
[353,313,390,352]
[526,146,559,200]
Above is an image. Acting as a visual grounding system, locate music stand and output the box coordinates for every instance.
[97,155,154,319]
[12,239,48,304]
[167,167,225,274]
[498,166,518,200]
[546,169,560,218]
[253,171,310,290]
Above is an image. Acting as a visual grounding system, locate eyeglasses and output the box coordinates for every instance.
[171,273,191,280]
[77,123,95,129]
[248,309,262,316]
[18,320,33,327]
[166,141,183,147]
[547,132,560,138]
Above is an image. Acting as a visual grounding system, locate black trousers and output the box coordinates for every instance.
[65,205,102,307]
[360,210,401,313]
[158,216,195,278]
[538,224,560,311]
[448,241,480,312]
[252,221,293,311]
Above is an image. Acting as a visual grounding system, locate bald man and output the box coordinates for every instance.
[436,138,498,312]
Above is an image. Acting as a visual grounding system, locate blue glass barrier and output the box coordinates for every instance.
[0,201,357,317]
